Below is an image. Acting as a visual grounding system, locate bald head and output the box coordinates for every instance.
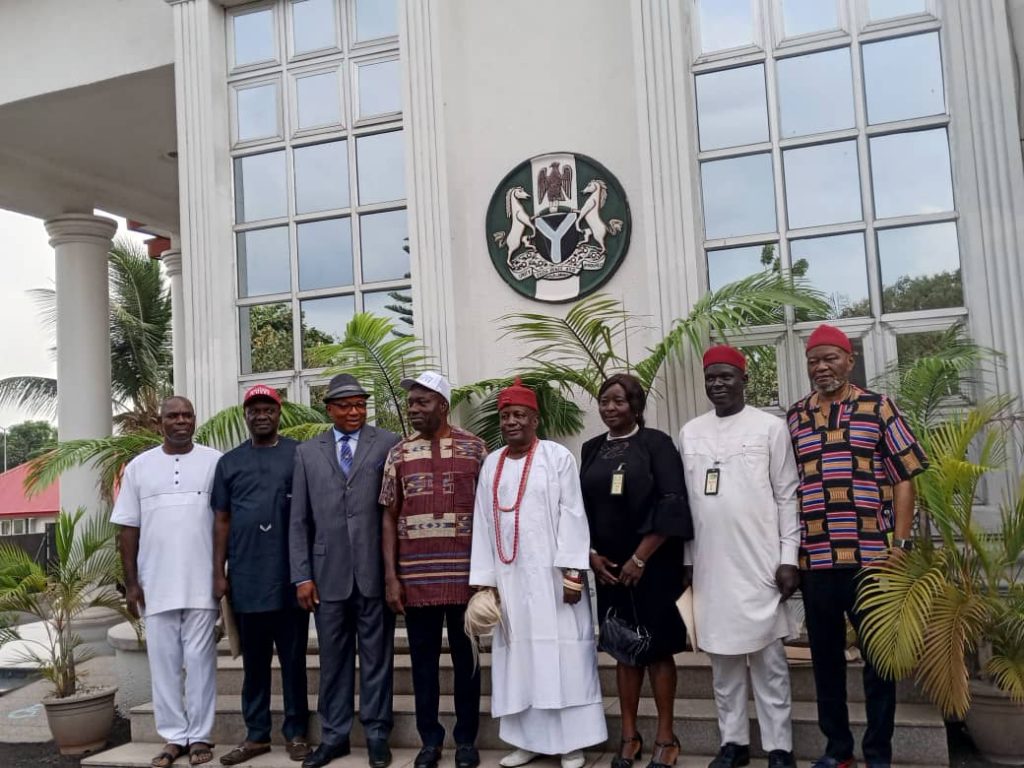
[160,395,194,418]
[159,396,196,453]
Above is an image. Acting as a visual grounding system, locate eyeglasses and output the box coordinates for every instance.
[328,401,368,412]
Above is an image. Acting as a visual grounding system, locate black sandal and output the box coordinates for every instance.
[646,737,680,768]
[611,735,643,768]
[151,743,186,768]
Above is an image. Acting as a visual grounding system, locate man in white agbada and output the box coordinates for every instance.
[112,396,222,768]
[680,347,800,768]
[469,378,607,768]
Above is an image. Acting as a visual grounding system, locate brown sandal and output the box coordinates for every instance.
[612,734,643,768]
[219,742,271,765]
[189,742,215,766]
[151,743,186,768]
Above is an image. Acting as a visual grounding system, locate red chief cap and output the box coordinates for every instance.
[243,383,282,406]
[702,345,746,372]
[497,377,539,412]
[807,323,853,353]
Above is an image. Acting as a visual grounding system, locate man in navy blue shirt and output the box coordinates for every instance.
[213,385,310,765]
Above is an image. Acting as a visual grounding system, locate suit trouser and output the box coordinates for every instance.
[404,604,481,747]
[144,608,218,745]
[802,568,896,764]
[314,585,395,746]
[709,639,793,752]
[236,608,310,743]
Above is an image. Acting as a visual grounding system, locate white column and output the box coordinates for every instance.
[44,213,117,518]
[161,248,187,392]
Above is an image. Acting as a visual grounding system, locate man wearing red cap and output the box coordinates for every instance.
[469,379,606,768]
[212,385,310,765]
[787,324,928,768]
[680,346,800,768]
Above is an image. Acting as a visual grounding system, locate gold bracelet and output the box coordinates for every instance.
[631,554,646,569]
[562,579,584,592]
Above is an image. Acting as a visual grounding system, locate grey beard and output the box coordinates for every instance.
[814,377,846,395]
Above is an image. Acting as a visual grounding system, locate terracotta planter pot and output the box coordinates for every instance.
[42,685,117,756]
[966,679,1024,765]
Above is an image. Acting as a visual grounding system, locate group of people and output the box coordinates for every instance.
[111,322,927,768]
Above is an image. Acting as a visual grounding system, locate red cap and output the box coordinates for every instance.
[497,377,539,412]
[807,324,852,354]
[243,384,282,406]
[702,345,746,372]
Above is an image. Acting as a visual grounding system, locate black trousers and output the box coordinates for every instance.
[404,604,480,748]
[801,568,896,764]
[236,608,310,743]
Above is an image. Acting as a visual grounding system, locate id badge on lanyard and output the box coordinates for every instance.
[610,463,626,496]
[704,467,720,496]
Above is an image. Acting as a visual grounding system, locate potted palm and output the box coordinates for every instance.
[0,508,134,755]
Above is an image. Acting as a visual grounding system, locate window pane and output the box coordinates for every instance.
[236,82,279,142]
[790,234,870,319]
[863,33,944,125]
[777,48,854,138]
[294,141,349,214]
[870,129,953,218]
[298,217,353,291]
[355,0,397,41]
[240,302,294,374]
[233,9,276,67]
[360,209,409,282]
[364,289,413,335]
[308,383,329,417]
[302,295,355,366]
[295,70,342,130]
[782,0,839,37]
[701,154,777,239]
[707,243,776,292]
[742,345,780,409]
[896,331,962,395]
[784,141,861,229]
[698,0,754,53]
[869,0,927,20]
[877,222,962,312]
[357,131,405,205]
[292,0,336,54]
[358,60,402,118]
[237,227,290,298]
[235,151,287,223]
[695,64,768,151]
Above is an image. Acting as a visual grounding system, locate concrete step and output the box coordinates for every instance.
[127,695,948,765]
[82,744,936,768]
[214,651,928,704]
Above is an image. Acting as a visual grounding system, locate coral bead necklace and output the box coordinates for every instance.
[491,439,539,564]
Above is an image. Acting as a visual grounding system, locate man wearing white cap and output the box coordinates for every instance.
[381,372,487,768]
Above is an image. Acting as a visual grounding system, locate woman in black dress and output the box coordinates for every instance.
[580,374,693,768]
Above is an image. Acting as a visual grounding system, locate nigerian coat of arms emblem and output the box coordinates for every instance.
[485,152,632,303]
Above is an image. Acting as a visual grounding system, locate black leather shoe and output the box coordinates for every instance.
[767,751,795,768]
[367,739,392,768]
[455,744,480,768]
[414,745,443,768]
[708,744,750,768]
[302,741,351,768]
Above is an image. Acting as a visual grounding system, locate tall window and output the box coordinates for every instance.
[692,0,961,409]
[228,0,407,402]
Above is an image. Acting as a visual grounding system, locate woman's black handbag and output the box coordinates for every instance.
[598,592,652,666]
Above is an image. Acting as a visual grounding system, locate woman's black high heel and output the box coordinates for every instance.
[646,736,680,768]
[611,734,643,768]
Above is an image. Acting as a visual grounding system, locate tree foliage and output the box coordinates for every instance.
[3,421,57,471]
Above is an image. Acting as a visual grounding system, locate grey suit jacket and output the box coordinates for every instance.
[289,424,401,601]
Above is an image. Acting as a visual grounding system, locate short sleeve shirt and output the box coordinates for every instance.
[786,386,928,570]
[379,427,487,607]
[211,438,298,613]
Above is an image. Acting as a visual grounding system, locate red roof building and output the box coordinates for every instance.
[0,463,59,536]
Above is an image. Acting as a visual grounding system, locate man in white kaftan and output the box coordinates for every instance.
[680,347,800,768]
[469,379,607,768]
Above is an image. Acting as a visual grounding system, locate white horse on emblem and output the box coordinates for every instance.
[576,179,623,253]
[492,186,535,256]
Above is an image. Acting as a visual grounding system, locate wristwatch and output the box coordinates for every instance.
[893,537,914,551]
[630,554,646,569]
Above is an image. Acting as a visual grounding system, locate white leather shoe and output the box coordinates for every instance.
[561,750,585,768]
[500,749,539,768]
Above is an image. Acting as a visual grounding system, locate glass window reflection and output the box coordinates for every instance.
[357,131,405,205]
[777,48,854,138]
[782,0,839,37]
[237,227,291,298]
[877,222,962,312]
[360,209,409,282]
[358,60,402,118]
[233,9,276,68]
[870,129,953,218]
[240,302,294,374]
[235,151,288,223]
[302,295,356,366]
[863,33,944,125]
[701,154,777,239]
[698,0,754,53]
[784,141,861,229]
[355,0,397,41]
[236,82,279,143]
[298,217,353,291]
[292,0,336,54]
[707,243,777,292]
[695,64,768,151]
[740,345,780,408]
[364,289,413,334]
[294,141,349,214]
[868,0,927,20]
[295,70,342,130]
[789,234,870,318]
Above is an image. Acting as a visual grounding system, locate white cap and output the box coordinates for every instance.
[400,370,452,403]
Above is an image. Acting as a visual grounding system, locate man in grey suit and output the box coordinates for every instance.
[290,374,402,768]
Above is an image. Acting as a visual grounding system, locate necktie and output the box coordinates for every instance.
[338,434,353,476]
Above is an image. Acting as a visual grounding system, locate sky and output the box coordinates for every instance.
[0,208,150,431]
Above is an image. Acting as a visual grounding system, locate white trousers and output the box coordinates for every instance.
[708,639,793,752]
[145,608,218,745]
